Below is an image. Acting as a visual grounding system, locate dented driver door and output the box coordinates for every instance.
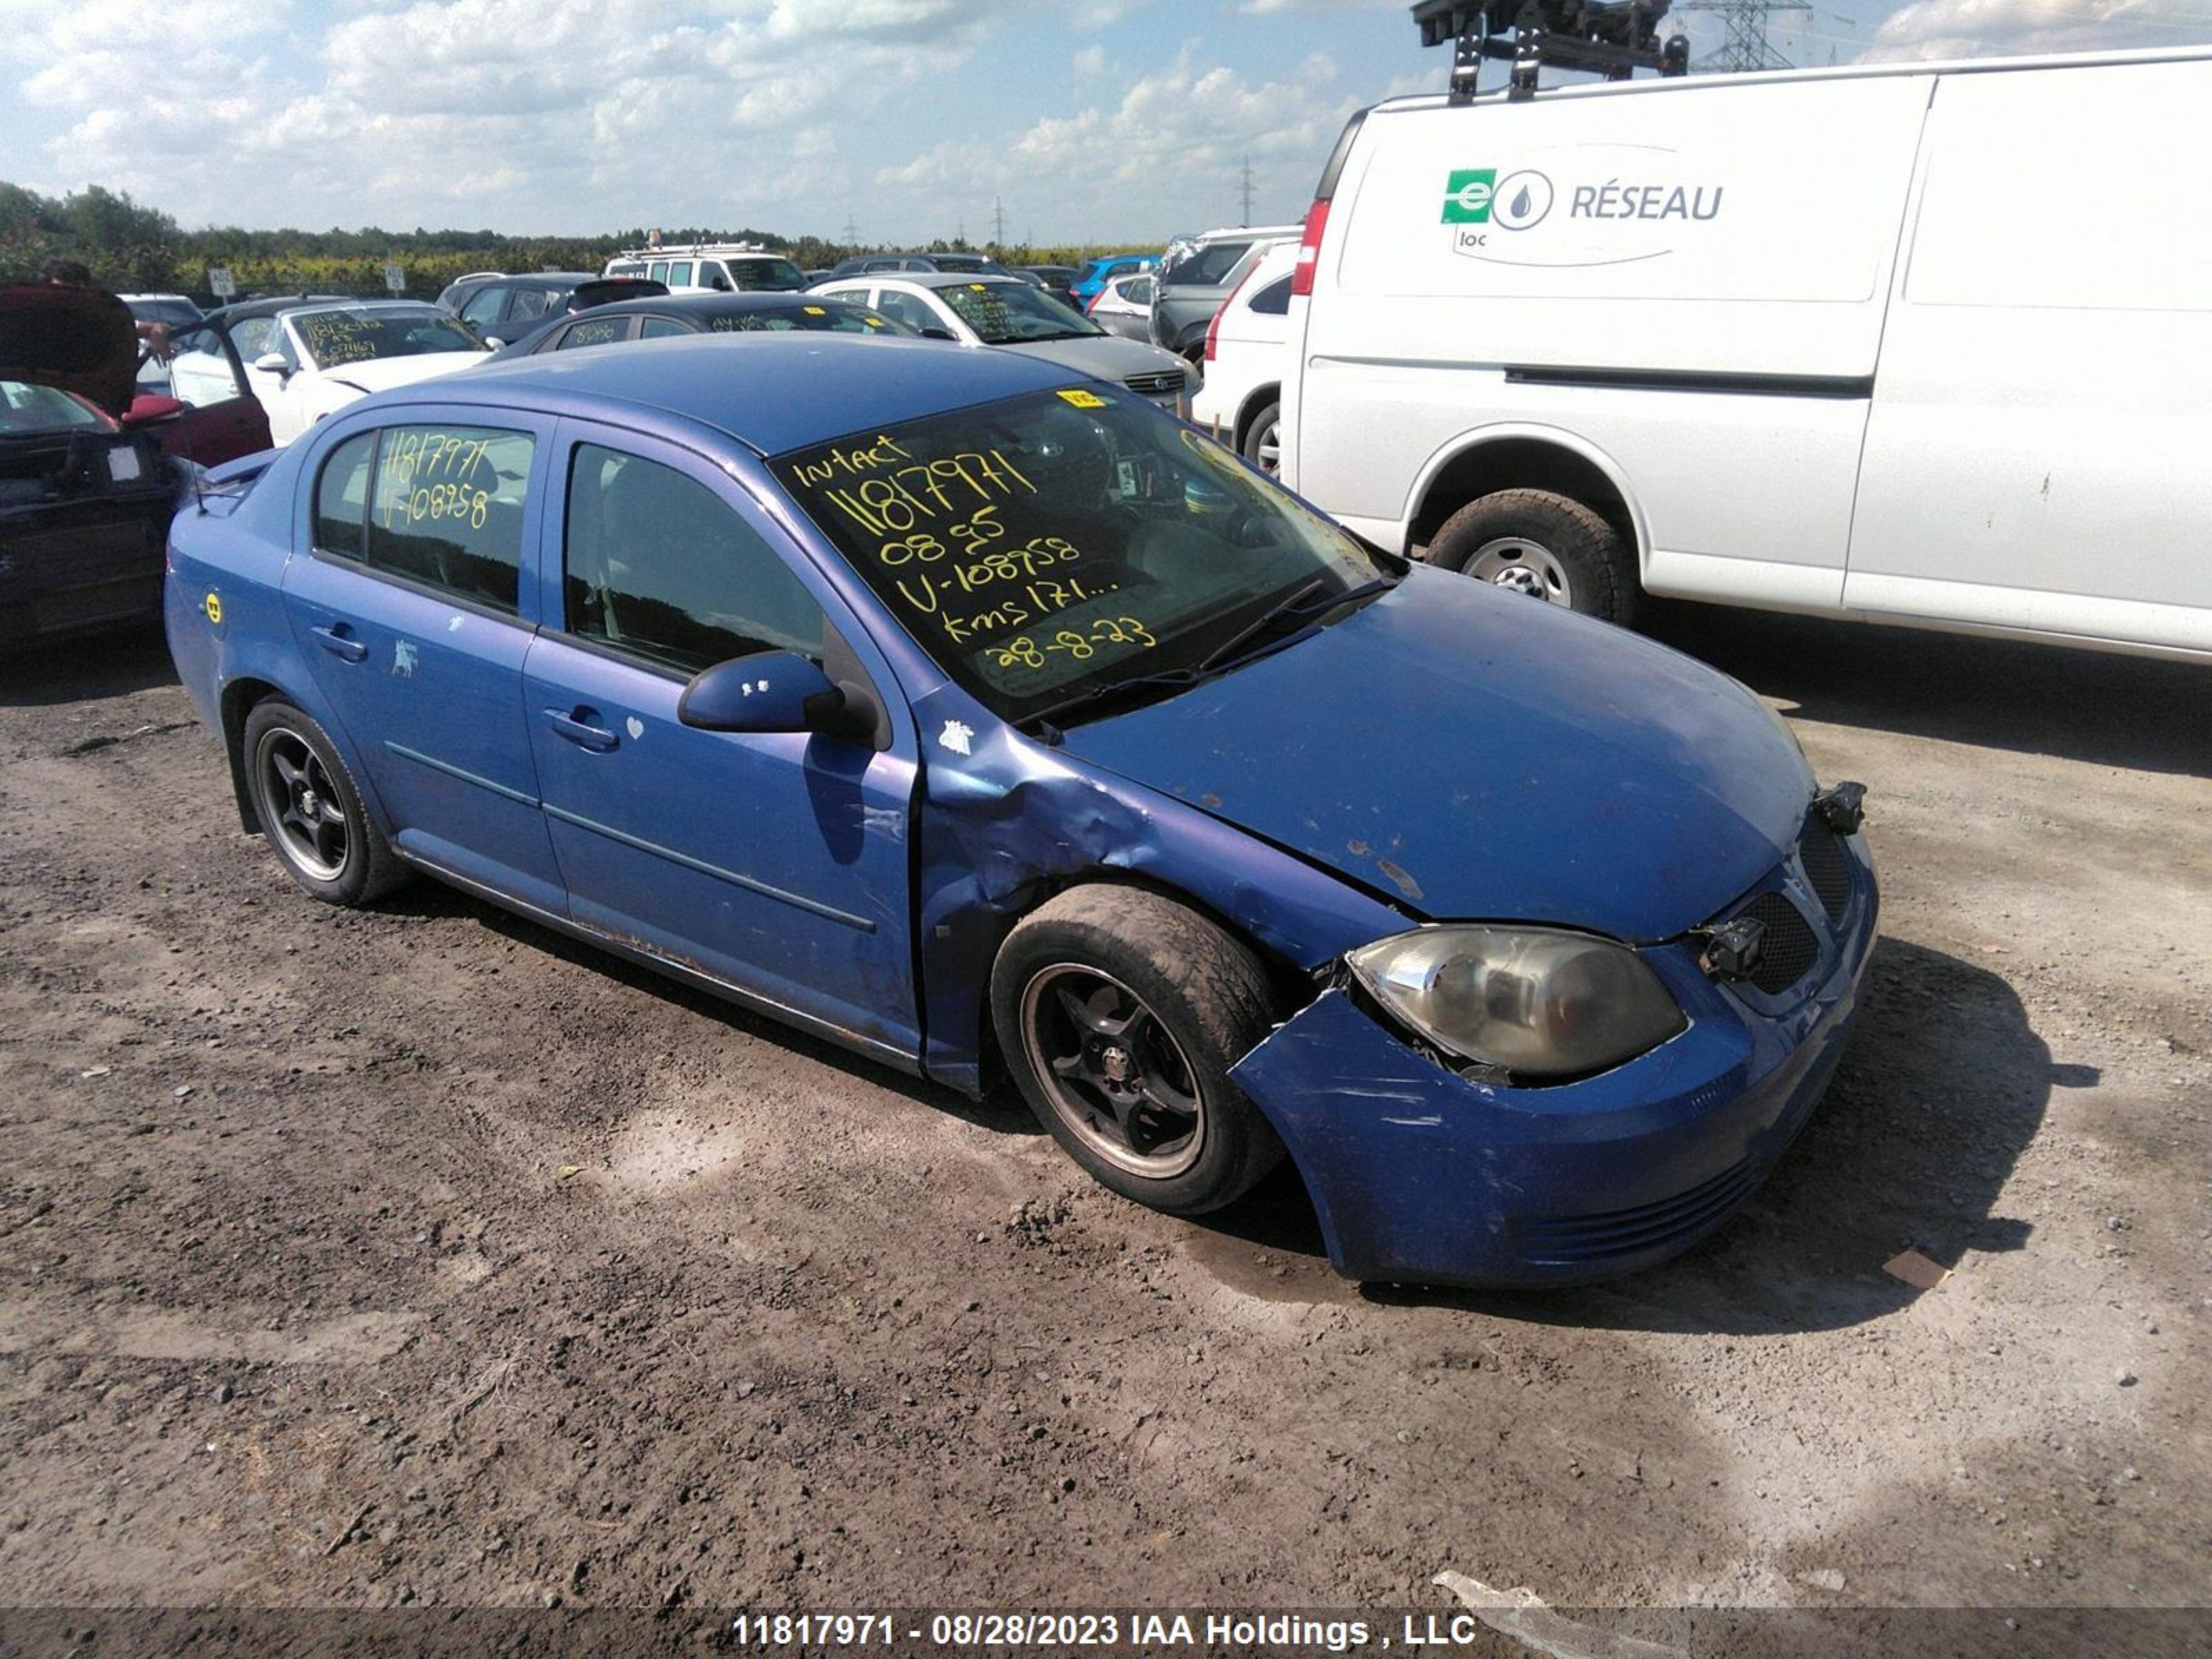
[521,421,924,1066]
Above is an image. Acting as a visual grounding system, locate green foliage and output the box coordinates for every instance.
[1,179,1164,301]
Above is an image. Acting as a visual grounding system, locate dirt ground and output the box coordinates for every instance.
[1,603,2206,1642]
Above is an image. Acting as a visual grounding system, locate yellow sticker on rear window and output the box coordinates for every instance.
[804,305,825,315]
[1056,388,1109,409]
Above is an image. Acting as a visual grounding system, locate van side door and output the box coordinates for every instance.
[1845,60,2212,655]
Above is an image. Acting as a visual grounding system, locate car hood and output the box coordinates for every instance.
[1058,567,1813,941]
[312,351,489,395]
[1002,332,1194,388]
[0,283,138,414]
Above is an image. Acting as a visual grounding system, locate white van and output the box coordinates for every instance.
[1282,47,2212,662]
[603,243,808,296]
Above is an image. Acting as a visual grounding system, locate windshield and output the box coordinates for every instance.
[704,301,917,335]
[727,258,807,291]
[0,380,109,436]
[938,282,1099,344]
[290,308,486,370]
[772,388,1394,727]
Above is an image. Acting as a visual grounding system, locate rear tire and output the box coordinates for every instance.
[992,885,1284,1217]
[1428,487,1636,626]
[242,699,407,907]
[1241,401,1282,475]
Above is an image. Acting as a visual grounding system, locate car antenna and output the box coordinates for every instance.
[1412,0,1689,102]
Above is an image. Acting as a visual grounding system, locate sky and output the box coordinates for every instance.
[1,0,2206,244]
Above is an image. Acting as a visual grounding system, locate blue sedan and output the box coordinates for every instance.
[164,335,1876,1288]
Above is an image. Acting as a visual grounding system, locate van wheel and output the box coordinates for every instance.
[992,885,1284,1217]
[1428,489,1635,625]
[1241,402,1282,475]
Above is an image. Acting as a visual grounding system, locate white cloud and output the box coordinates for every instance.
[1859,0,2209,61]
[875,46,1358,238]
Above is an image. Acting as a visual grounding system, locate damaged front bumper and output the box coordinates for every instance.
[1230,838,1879,1289]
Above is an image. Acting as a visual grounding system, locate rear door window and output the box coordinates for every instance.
[1248,276,1291,316]
[312,431,377,559]
[362,424,537,612]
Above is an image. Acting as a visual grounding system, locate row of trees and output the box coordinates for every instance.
[1,183,1156,302]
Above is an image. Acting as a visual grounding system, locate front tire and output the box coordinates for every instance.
[1427,487,1635,625]
[992,885,1283,1217]
[242,699,406,906]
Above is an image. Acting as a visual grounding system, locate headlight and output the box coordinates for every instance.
[1346,926,1686,1080]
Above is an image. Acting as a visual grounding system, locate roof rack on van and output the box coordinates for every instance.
[1413,0,1687,102]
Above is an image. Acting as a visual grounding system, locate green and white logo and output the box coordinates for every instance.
[1441,169,1496,224]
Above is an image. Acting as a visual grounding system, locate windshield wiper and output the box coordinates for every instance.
[1019,576,1398,740]
[1192,575,1396,679]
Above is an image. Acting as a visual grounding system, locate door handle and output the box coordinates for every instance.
[543,707,619,752]
[311,622,368,663]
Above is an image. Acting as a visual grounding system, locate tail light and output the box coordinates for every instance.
[1206,256,1265,363]
[1291,197,1331,297]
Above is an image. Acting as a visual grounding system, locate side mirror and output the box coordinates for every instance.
[251,352,291,378]
[122,393,185,426]
[678,651,865,740]
[483,336,506,350]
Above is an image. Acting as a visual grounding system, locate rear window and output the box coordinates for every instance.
[726,259,808,291]
[365,425,536,611]
[1161,241,1251,287]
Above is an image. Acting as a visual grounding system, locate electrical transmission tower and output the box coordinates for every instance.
[1672,0,1810,71]
[1237,156,1256,227]
[991,195,1006,248]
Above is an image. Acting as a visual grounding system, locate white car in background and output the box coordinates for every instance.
[169,299,489,447]
[1190,241,1297,474]
[809,272,1199,417]
[1085,270,1156,341]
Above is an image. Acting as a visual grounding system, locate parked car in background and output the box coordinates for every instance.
[1015,265,1082,306]
[603,245,809,295]
[1,284,200,648]
[1190,241,1296,474]
[1086,270,1156,341]
[827,252,1014,280]
[1069,254,1156,312]
[1284,46,2212,659]
[486,291,917,359]
[442,273,668,346]
[164,331,1875,1288]
[1150,226,1297,364]
[168,299,488,447]
[808,272,1195,415]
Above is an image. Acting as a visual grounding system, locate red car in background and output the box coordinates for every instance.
[0,283,269,650]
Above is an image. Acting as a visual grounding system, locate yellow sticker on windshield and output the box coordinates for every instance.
[1057,388,1109,409]
[804,305,825,315]
[862,315,884,326]
[970,283,988,291]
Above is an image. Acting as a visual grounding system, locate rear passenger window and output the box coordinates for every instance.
[1248,277,1292,316]
[313,431,376,559]
[364,426,536,612]
[563,444,825,675]
[556,317,626,350]
[667,261,694,287]
[639,317,688,339]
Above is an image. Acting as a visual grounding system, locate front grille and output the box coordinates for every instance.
[1516,1154,1763,1265]
[1122,368,1185,396]
[1735,891,1819,995]
[1797,821,1851,920]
